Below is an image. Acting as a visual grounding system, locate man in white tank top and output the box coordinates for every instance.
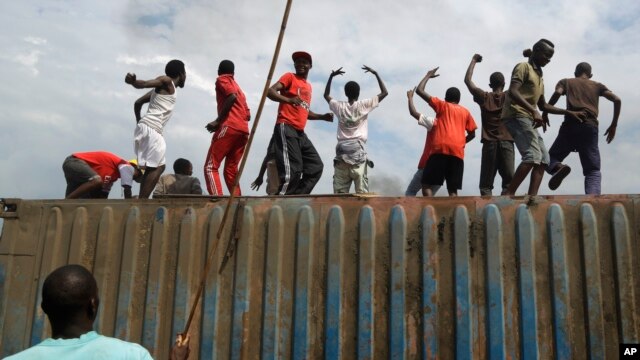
[125,59,187,198]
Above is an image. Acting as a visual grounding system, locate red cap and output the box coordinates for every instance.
[292,51,312,66]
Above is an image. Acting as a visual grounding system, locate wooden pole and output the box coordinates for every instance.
[181,0,294,336]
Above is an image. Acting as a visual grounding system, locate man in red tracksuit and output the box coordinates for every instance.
[204,60,251,195]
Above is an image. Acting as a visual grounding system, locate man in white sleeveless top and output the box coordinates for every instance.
[125,59,187,198]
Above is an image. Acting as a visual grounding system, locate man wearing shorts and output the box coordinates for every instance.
[125,59,186,198]
[204,60,251,196]
[543,62,621,194]
[415,67,477,196]
[323,65,388,194]
[62,151,142,199]
[501,39,586,196]
[266,51,333,195]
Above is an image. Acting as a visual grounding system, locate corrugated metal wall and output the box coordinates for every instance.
[1,195,639,359]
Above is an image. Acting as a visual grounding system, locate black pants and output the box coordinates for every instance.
[479,140,515,195]
[272,123,323,195]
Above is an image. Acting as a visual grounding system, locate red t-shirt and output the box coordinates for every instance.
[427,97,477,160]
[72,151,130,191]
[275,72,312,131]
[216,74,250,134]
[418,130,435,168]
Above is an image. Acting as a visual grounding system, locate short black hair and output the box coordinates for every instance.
[41,265,98,323]
[173,158,192,175]
[575,62,592,77]
[489,72,505,88]
[218,60,234,75]
[165,59,185,78]
[445,87,461,103]
[344,81,360,100]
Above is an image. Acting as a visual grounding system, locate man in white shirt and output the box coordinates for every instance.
[324,65,388,193]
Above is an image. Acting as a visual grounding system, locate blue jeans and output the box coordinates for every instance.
[405,168,440,196]
[546,121,601,194]
[504,117,549,165]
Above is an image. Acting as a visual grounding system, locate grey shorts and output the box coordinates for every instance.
[62,156,101,197]
[504,117,549,165]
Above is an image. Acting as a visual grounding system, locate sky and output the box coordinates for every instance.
[1,0,639,201]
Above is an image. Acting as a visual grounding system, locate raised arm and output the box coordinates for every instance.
[464,54,485,99]
[324,67,344,103]
[134,91,153,122]
[363,65,388,102]
[407,88,421,120]
[603,90,621,143]
[416,67,440,103]
[125,74,172,90]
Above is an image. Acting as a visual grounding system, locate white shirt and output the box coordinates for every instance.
[329,97,379,142]
[418,113,435,130]
[139,82,177,134]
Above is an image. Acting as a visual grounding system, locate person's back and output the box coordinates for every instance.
[155,158,202,196]
[560,77,608,126]
[5,331,152,360]
[428,97,476,159]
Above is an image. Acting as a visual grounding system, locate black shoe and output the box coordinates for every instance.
[549,165,571,190]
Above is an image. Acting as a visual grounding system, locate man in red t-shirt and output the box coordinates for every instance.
[266,51,333,195]
[416,67,478,196]
[204,60,251,196]
[62,151,142,199]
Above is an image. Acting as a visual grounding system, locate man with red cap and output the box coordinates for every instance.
[266,51,333,195]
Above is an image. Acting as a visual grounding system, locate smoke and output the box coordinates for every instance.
[368,172,405,196]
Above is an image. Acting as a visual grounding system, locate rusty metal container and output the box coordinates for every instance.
[1,195,639,359]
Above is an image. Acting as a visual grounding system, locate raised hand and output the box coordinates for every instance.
[330,67,345,77]
[362,65,377,75]
[425,67,440,79]
[472,54,483,62]
[407,87,416,98]
[125,73,136,84]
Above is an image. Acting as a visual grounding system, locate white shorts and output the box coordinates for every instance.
[134,123,166,168]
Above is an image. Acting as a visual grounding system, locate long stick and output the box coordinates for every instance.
[181,0,293,336]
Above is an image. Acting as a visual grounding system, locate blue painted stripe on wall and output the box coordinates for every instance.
[484,204,506,359]
[547,204,571,359]
[421,206,438,359]
[581,204,604,359]
[454,206,472,360]
[389,205,406,359]
[611,204,637,343]
[358,206,374,359]
[229,207,250,360]
[516,205,538,359]
[292,206,313,359]
[325,206,342,359]
[261,206,282,360]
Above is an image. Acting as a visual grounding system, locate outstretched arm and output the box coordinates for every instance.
[464,54,486,99]
[125,74,172,90]
[363,65,388,102]
[416,67,440,103]
[603,90,621,143]
[308,111,333,122]
[407,88,421,120]
[324,67,344,103]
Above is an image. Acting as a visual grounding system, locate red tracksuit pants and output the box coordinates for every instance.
[204,125,248,196]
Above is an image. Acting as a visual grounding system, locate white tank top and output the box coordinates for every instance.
[139,81,176,134]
